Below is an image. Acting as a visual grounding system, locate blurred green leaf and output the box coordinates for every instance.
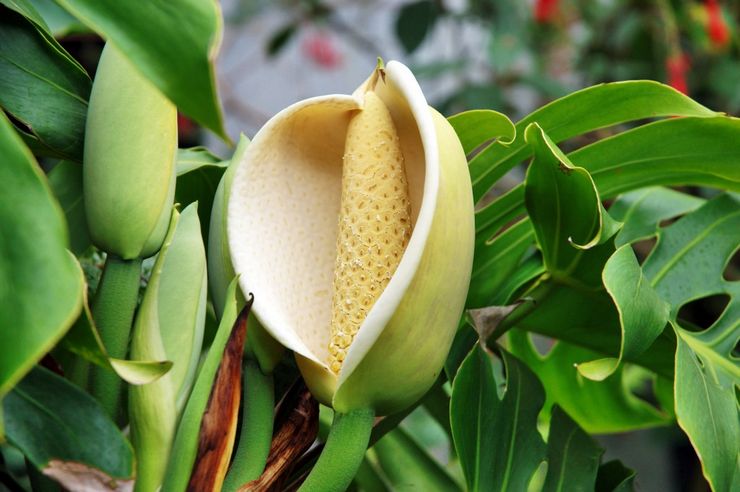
[266,22,297,57]
[27,0,85,35]
[542,407,603,492]
[641,194,740,492]
[47,161,89,255]
[0,112,82,399]
[3,367,134,490]
[508,331,669,434]
[0,5,90,161]
[451,345,545,491]
[54,0,228,140]
[373,427,460,491]
[395,0,437,54]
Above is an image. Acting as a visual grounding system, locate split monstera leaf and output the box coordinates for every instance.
[227,61,474,490]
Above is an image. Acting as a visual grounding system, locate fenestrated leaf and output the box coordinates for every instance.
[47,161,89,255]
[608,187,704,246]
[641,194,740,491]
[175,147,228,241]
[469,81,718,203]
[0,5,90,161]
[524,123,619,276]
[578,245,669,381]
[447,109,515,156]
[3,367,134,491]
[450,345,546,492]
[373,427,461,492]
[395,0,437,54]
[0,112,83,399]
[542,406,603,492]
[595,460,636,492]
[508,331,670,434]
[54,0,228,140]
[161,280,248,492]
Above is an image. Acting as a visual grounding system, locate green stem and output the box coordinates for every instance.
[299,408,375,492]
[223,359,275,491]
[89,255,142,420]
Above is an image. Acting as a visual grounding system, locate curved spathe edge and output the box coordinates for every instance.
[337,61,441,386]
[227,93,361,364]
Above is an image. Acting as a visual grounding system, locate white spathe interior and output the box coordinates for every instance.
[227,62,437,379]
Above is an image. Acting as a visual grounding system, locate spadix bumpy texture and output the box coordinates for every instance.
[329,92,412,374]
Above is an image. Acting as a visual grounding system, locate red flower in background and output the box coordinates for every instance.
[534,0,558,23]
[705,0,730,47]
[302,32,342,69]
[666,52,690,95]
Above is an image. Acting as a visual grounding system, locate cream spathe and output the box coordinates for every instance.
[227,61,474,415]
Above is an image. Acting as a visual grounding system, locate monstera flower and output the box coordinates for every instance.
[227,61,474,417]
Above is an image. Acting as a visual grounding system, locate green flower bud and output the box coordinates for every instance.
[129,203,207,491]
[83,43,177,260]
[228,61,474,415]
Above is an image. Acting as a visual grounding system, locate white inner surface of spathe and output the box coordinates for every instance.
[227,62,432,372]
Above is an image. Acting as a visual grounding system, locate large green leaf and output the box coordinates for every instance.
[373,427,461,491]
[508,331,669,434]
[450,345,546,491]
[3,366,134,490]
[542,406,603,492]
[468,81,717,203]
[0,112,82,399]
[47,161,89,255]
[641,194,740,491]
[54,0,227,140]
[0,5,90,160]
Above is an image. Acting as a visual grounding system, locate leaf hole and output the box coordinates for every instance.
[529,333,556,358]
[632,237,657,264]
[722,246,740,282]
[676,293,731,333]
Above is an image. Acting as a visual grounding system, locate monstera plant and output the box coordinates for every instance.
[0,1,738,492]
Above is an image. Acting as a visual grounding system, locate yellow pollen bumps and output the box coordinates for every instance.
[328,91,412,374]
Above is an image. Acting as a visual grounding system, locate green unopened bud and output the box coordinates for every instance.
[129,203,207,491]
[83,43,177,260]
[228,61,474,416]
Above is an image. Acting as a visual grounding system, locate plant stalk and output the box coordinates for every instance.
[222,358,275,491]
[298,408,375,492]
[88,255,142,420]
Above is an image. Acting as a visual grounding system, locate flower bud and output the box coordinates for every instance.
[228,61,474,415]
[83,43,177,260]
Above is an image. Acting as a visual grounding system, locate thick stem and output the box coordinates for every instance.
[222,358,275,491]
[298,408,375,492]
[89,255,142,420]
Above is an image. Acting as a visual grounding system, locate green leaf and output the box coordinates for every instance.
[595,460,636,492]
[54,0,228,140]
[47,161,90,255]
[508,331,670,434]
[450,345,546,491]
[640,194,740,491]
[3,366,134,490]
[542,406,604,492]
[447,109,515,156]
[373,427,461,491]
[469,81,718,202]
[608,187,704,246]
[524,123,618,276]
[175,147,228,241]
[0,5,90,161]
[27,0,86,36]
[0,112,82,399]
[395,0,437,54]
[578,245,670,381]
[266,22,297,57]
